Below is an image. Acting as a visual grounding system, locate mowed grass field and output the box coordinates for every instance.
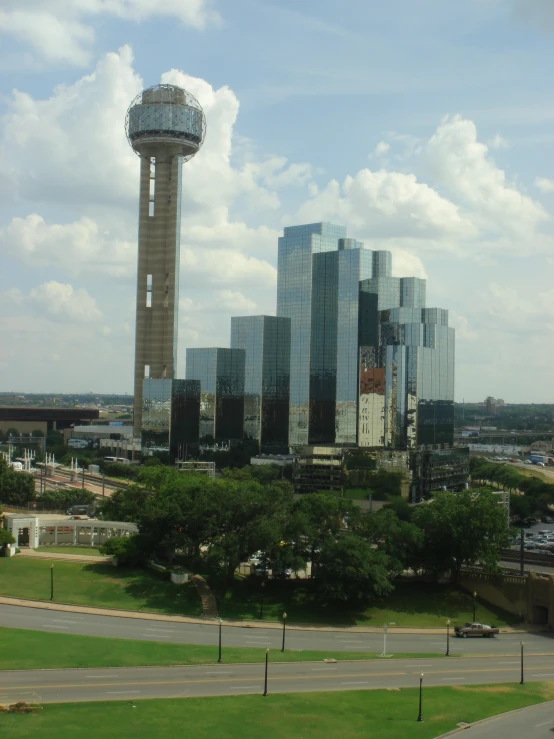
[0,627,447,670]
[0,558,202,617]
[216,578,517,628]
[1,684,552,739]
[0,557,516,627]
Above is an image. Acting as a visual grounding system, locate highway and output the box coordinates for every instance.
[2,655,554,704]
[1,603,554,656]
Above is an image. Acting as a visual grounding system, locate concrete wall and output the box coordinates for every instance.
[459,569,554,627]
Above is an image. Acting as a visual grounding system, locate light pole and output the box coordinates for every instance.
[263,648,269,696]
[281,612,287,652]
[446,619,450,657]
[417,673,424,722]
[218,618,222,663]
[472,591,477,622]
[50,564,54,601]
[520,641,524,685]
[260,580,266,620]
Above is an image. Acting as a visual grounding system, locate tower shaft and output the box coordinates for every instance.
[133,152,182,435]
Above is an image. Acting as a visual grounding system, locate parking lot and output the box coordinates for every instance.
[517,520,554,554]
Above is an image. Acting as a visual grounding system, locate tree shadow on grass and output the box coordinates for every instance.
[82,564,202,617]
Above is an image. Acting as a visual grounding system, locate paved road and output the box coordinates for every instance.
[2,655,554,704]
[1,603,553,656]
[438,700,554,738]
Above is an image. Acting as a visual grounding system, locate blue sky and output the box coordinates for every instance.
[0,0,553,401]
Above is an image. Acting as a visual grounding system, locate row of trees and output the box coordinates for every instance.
[471,457,554,520]
[99,465,511,603]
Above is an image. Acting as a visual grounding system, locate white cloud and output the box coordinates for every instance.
[1,281,103,323]
[0,1,219,66]
[293,168,474,240]
[29,281,104,323]
[425,115,549,238]
[0,214,135,278]
[535,176,554,193]
[374,141,390,156]
[449,312,478,341]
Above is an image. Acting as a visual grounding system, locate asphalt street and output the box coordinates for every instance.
[1,603,554,656]
[439,700,554,738]
[2,655,554,704]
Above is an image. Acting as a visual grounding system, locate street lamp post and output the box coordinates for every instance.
[50,564,54,601]
[263,648,269,696]
[446,619,450,657]
[417,673,424,722]
[260,580,266,620]
[472,591,477,622]
[218,618,222,663]
[520,641,524,685]
[281,612,287,652]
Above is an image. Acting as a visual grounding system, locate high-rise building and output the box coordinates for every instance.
[141,378,200,461]
[185,348,245,441]
[230,316,291,450]
[126,85,206,436]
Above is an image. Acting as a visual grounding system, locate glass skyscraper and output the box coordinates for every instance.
[230,316,291,450]
[141,378,200,461]
[182,221,455,453]
[185,348,245,441]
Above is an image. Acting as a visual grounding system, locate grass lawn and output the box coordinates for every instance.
[0,627,446,671]
[0,558,201,617]
[34,547,104,556]
[1,684,552,739]
[216,578,518,628]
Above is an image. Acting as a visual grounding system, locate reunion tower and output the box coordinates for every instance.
[126,85,206,435]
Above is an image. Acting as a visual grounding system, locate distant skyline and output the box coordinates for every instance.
[0,0,553,402]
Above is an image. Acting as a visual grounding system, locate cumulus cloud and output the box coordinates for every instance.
[425,115,549,237]
[1,281,103,323]
[293,168,474,240]
[374,141,390,156]
[535,177,554,193]
[0,0,219,65]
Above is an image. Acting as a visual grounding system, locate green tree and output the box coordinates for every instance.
[412,488,511,582]
[0,459,35,507]
[316,535,393,603]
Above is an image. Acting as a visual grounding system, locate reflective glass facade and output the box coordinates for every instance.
[276,223,347,445]
[230,315,290,450]
[185,348,245,441]
[141,378,200,461]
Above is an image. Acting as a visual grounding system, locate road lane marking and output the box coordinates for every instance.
[531,673,554,677]
[536,721,552,727]
[106,691,141,694]
[341,681,368,685]
[406,664,432,667]
[441,678,466,681]
[86,675,119,678]
[230,686,260,690]
[142,635,169,639]
[43,625,68,629]
[5,664,541,694]
[310,668,338,671]
[51,619,78,624]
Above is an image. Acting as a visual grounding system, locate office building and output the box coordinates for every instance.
[185,348,245,441]
[230,316,291,450]
[141,378,200,462]
[126,85,206,435]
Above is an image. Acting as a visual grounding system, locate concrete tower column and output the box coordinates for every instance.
[133,153,182,433]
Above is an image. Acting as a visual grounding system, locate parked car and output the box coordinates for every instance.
[454,622,499,638]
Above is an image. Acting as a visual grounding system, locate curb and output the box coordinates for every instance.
[434,698,554,737]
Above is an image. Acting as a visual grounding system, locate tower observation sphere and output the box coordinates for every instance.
[127,84,206,437]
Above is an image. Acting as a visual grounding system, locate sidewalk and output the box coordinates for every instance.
[0,595,541,634]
